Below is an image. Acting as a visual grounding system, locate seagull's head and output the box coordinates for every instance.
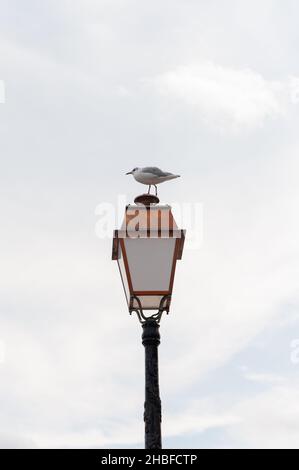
[126,167,139,175]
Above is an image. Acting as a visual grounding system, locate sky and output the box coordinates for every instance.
[0,0,299,448]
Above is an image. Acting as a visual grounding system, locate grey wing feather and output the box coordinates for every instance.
[142,167,172,177]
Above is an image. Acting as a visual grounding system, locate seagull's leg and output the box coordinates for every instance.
[147,185,151,194]
[154,185,158,196]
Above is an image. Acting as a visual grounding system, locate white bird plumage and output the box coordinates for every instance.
[126,167,180,195]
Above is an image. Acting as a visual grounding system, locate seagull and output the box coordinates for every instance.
[126,167,180,195]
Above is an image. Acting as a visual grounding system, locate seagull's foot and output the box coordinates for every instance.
[154,185,158,196]
[147,185,152,194]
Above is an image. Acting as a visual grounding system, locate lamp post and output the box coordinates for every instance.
[112,194,185,449]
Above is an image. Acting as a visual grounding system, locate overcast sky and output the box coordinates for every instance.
[1,0,299,448]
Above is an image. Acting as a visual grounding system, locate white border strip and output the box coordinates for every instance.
[0,80,5,103]
[0,340,5,364]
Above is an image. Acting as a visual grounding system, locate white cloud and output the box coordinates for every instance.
[150,62,298,133]
[163,400,239,439]
[243,372,286,385]
[0,434,37,449]
[229,383,299,448]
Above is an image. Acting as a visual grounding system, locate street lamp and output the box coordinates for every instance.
[112,194,185,449]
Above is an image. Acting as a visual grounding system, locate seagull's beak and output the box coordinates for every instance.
[126,171,132,175]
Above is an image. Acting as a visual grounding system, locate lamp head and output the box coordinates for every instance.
[112,203,186,314]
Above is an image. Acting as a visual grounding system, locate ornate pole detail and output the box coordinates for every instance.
[142,319,162,449]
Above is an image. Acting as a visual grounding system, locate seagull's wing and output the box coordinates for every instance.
[142,167,172,177]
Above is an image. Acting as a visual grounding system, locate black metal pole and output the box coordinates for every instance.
[142,319,162,449]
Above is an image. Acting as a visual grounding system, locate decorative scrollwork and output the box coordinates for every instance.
[129,295,171,324]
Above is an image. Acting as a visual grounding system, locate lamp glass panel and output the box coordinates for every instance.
[132,295,168,310]
[124,238,176,292]
[117,245,130,305]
